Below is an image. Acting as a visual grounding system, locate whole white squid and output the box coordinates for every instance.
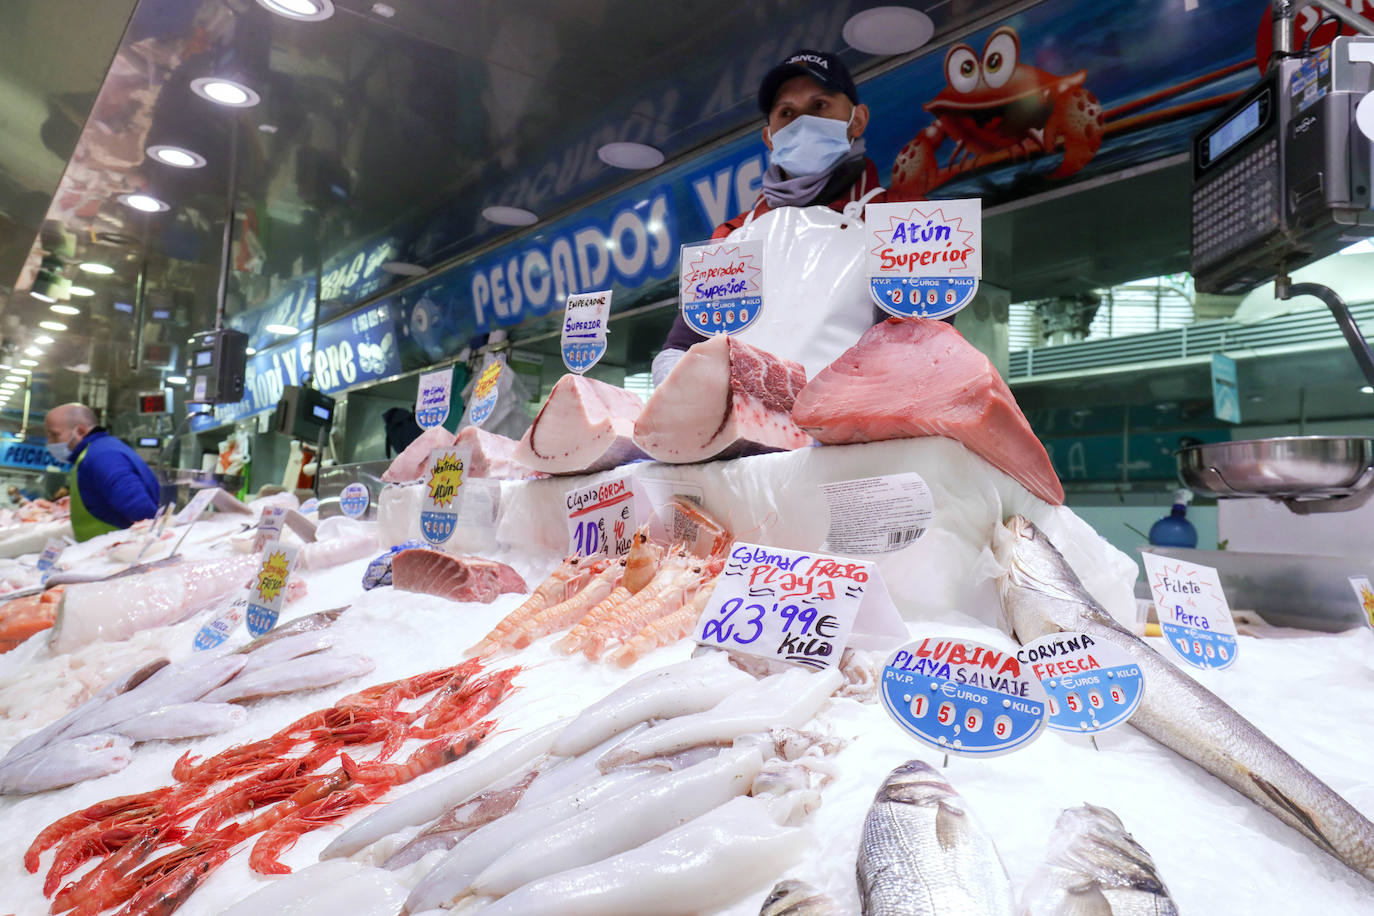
[474,795,806,916]
[550,651,755,757]
[320,720,565,860]
[598,667,843,770]
[516,723,649,808]
[0,732,133,794]
[201,651,375,703]
[472,744,765,897]
[221,860,406,916]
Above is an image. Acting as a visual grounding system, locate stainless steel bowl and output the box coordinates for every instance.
[1176,436,1374,500]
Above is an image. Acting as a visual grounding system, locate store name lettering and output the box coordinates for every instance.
[470,194,672,330]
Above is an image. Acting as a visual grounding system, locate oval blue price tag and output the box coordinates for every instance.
[880,637,1048,758]
[246,602,279,638]
[339,482,370,519]
[562,340,607,373]
[1018,632,1144,735]
[871,276,978,319]
[299,497,319,514]
[1160,622,1237,670]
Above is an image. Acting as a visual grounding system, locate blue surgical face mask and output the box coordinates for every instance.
[48,439,72,464]
[767,112,854,178]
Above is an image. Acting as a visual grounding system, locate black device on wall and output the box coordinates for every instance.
[186,328,249,404]
[273,385,335,441]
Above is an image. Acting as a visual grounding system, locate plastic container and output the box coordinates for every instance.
[1148,488,1198,549]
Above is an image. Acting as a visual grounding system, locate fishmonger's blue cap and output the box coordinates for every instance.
[758,49,860,113]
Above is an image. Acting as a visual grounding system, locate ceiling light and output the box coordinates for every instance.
[50,304,80,316]
[264,323,298,335]
[120,193,170,213]
[1363,386,1374,394]
[78,262,114,275]
[256,0,334,20]
[482,206,538,227]
[11,368,30,375]
[597,142,665,170]
[190,77,260,108]
[24,347,42,357]
[34,336,53,345]
[842,7,934,55]
[39,321,67,331]
[371,3,395,17]
[381,261,426,277]
[166,375,188,385]
[6,375,24,383]
[0,384,19,391]
[245,347,258,356]
[68,286,94,297]
[147,145,206,169]
[30,291,55,304]
[19,360,38,367]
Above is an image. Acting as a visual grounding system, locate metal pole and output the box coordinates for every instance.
[308,222,322,389]
[1272,0,1295,67]
[1307,0,1374,37]
[19,384,32,440]
[215,120,239,332]
[130,257,148,371]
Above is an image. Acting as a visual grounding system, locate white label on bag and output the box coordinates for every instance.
[866,199,981,319]
[416,368,452,428]
[1349,575,1374,628]
[678,239,765,335]
[821,473,933,555]
[467,353,505,427]
[1142,553,1238,670]
[246,544,299,637]
[252,506,287,553]
[561,290,612,374]
[566,477,636,557]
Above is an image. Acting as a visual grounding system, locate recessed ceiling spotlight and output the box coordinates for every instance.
[78,262,114,275]
[264,323,299,335]
[147,145,206,169]
[255,0,334,20]
[5,375,24,383]
[33,336,54,345]
[597,142,665,170]
[381,261,426,277]
[245,347,257,356]
[1362,386,1374,394]
[190,77,260,108]
[120,193,170,213]
[39,321,67,332]
[258,124,279,134]
[50,304,81,316]
[30,291,55,304]
[10,368,30,375]
[24,347,42,357]
[68,286,94,298]
[842,6,935,55]
[371,3,395,17]
[481,206,539,227]
[19,360,38,367]
[166,376,188,385]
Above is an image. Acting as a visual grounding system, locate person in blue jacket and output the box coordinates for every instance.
[44,403,161,541]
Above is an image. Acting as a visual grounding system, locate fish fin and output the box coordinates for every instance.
[1248,772,1340,856]
[934,799,975,852]
[1053,882,1116,916]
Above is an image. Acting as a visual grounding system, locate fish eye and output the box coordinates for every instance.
[945,46,979,94]
[983,30,1018,89]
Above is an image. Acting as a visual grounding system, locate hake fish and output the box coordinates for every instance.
[760,878,841,915]
[1021,804,1177,916]
[995,515,1374,883]
[857,760,1015,916]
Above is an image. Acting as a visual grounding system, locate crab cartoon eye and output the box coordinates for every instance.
[945,46,979,94]
[983,29,1018,89]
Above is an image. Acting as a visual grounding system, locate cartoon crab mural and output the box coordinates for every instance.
[891,27,1105,200]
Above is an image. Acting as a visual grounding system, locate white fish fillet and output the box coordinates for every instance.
[475,795,805,916]
[237,630,335,675]
[2,657,167,761]
[0,732,133,794]
[50,555,257,653]
[550,653,755,757]
[514,374,647,475]
[405,767,654,912]
[321,720,565,860]
[221,860,407,916]
[200,651,374,703]
[57,655,247,741]
[382,425,457,483]
[299,518,380,570]
[598,668,842,770]
[473,745,764,896]
[113,701,247,741]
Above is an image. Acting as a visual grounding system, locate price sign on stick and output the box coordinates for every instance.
[1349,576,1374,628]
[416,368,452,428]
[252,506,287,553]
[561,290,612,374]
[565,477,636,557]
[880,637,1048,757]
[339,482,370,519]
[692,542,902,671]
[866,200,981,319]
[678,240,765,335]
[37,538,64,583]
[1018,631,1144,736]
[1141,553,1238,671]
[246,545,300,637]
[193,597,248,651]
[420,448,464,545]
[466,353,505,427]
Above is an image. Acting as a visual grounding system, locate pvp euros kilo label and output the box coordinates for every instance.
[880,637,1048,757]
[1018,631,1143,735]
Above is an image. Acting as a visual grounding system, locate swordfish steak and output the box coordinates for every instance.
[456,425,535,480]
[633,336,813,463]
[792,318,1064,505]
[392,549,527,604]
[515,374,647,475]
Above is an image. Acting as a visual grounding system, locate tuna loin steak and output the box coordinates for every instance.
[791,318,1064,505]
[392,549,528,604]
[515,374,647,475]
[633,336,813,463]
[455,426,534,480]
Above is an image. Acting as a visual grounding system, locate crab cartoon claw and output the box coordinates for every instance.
[1042,85,1104,179]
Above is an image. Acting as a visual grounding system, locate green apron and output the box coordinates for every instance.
[70,450,118,542]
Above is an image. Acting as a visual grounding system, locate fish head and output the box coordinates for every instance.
[875,759,961,808]
[994,516,1113,642]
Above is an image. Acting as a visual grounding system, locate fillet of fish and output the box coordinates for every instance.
[515,374,646,475]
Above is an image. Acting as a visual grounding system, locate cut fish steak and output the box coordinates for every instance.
[391,549,528,603]
[382,425,457,483]
[791,317,1064,505]
[515,374,647,475]
[456,425,535,480]
[633,336,813,463]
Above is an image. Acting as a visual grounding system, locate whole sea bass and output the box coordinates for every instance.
[857,760,1015,916]
[995,515,1374,883]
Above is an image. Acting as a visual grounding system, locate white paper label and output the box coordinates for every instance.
[678,239,765,335]
[1142,553,1238,670]
[175,487,250,525]
[692,541,902,671]
[561,290,612,374]
[37,538,64,583]
[245,544,299,637]
[252,506,287,553]
[820,473,933,555]
[420,447,464,545]
[866,199,981,319]
[416,368,452,428]
[1349,575,1374,628]
[566,477,637,557]
[194,597,248,651]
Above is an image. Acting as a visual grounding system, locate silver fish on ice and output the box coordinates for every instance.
[760,878,839,915]
[995,515,1374,884]
[1021,804,1177,916]
[857,760,1015,916]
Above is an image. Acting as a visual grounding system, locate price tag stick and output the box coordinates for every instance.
[133,503,173,564]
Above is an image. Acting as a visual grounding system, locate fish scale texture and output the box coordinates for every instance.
[791,318,1064,505]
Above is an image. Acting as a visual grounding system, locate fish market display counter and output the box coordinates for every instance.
[0,452,1368,916]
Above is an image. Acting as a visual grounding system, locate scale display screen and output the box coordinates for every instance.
[139,392,167,414]
[311,403,332,422]
[137,437,159,448]
[193,349,214,368]
[1208,99,1261,162]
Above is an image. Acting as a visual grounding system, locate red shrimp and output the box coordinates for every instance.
[408,671,518,740]
[92,840,231,915]
[173,733,297,786]
[51,825,165,914]
[248,784,384,875]
[27,788,172,873]
[113,847,229,916]
[342,720,495,788]
[45,818,187,898]
[191,774,315,835]
[221,768,351,843]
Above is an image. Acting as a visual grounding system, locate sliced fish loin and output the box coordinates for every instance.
[391,549,527,603]
[634,336,813,463]
[382,425,458,483]
[515,374,646,475]
[457,425,534,480]
[792,318,1063,505]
